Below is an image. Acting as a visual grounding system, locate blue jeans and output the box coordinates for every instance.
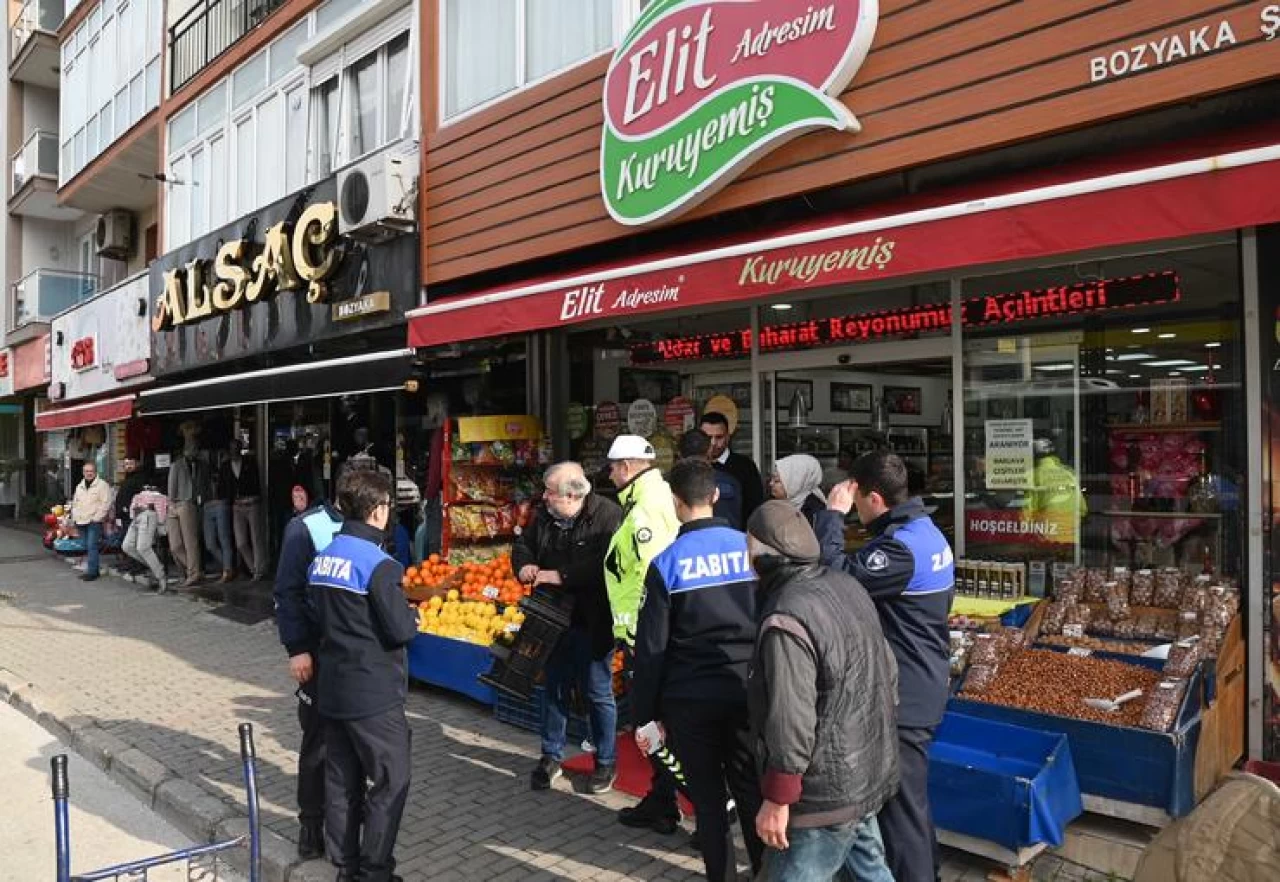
[761,814,894,882]
[83,522,102,577]
[202,500,234,571]
[541,628,617,767]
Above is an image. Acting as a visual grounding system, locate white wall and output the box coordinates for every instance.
[19,217,78,275]
[48,272,151,401]
[21,85,59,135]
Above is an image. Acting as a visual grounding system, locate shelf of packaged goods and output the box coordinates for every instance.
[1107,422,1222,434]
[1097,510,1224,519]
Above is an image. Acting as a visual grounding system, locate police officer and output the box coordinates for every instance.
[603,435,683,834]
[309,469,419,882]
[632,459,763,882]
[813,451,955,882]
[273,490,343,860]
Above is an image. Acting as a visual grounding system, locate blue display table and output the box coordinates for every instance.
[407,633,495,707]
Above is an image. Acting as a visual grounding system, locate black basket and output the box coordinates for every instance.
[479,586,574,699]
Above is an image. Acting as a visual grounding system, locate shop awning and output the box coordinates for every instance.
[35,394,136,431]
[408,129,1280,349]
[137,349,416,416]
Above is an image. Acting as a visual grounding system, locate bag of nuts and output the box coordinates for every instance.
[1154,568,1184,609]
[1176,610,1201,640]
[1062,603,1093,638]
[1130,569,1156,607]
[1000,627,1028,653]
[1153,613,1177,642]
[1056,578,1082,606]
[964,664,1000,695]
[1112,617,1138,639]
[1179,575,1210,614]
[1203,584,1236,629]
[1041,601,1068,636]
[1139,679,1187,732]
[1133,613,1159,640]
[1164,639,1202,678]
[1083,568,1108,604]
[1105,581,1131,622]
[970,633,1003,667]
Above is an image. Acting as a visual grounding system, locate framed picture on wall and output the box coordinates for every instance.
[884,385,923,415]
[830,382,873,413]
[776,379,814,412]
[620,368,681,403]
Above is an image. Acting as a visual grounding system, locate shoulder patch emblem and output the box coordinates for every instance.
[865,550,889,572]
[636,527,653,543]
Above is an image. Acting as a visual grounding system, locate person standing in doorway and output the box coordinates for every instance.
[113,454,148,577]
[205,448,236,583]
[700,412,764,522]
[769,454,828,530]
[226,438,267,581]
[275,486,344,861]
[309,469,418,882]
[70,462,112,582]
[814,451,955,882]
[167,423,206,588]
[679,429,744,530]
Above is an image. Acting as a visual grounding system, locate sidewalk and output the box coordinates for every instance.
[0,526,1078,881]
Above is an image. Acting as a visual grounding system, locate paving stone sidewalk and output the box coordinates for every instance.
[0,527,1105,881]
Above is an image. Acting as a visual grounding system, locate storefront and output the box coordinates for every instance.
[32,273,155,498]
[0,348,20,518]
[138,174,421,572]
[407,0,1280,858]
[11,333,53,509]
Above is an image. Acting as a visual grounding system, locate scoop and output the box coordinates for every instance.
[1083,688,1144,713]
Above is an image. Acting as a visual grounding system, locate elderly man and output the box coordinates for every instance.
[71,462,113,582]
[514,462,622,794]
[747,501,898,882]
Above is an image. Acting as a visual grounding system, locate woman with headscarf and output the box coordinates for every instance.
[769,454,828,528]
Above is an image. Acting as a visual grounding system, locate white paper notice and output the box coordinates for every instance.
[984,419,1035,490]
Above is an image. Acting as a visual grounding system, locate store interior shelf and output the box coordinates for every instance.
[1096,510,1224,520]
[1106,422,1222,433]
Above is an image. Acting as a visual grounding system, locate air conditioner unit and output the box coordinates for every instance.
[337,149,417,242]
[95,210,135,260]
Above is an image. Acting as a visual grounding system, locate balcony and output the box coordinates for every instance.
[9,269,96,342]
[169,0,286,93]
[10,130,80,221]
[10,0,63,89]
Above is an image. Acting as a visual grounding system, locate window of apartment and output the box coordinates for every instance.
[59,0,162,185]
[442,0,643,119]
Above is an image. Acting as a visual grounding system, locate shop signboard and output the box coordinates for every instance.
[150,176,418,377]
[601,0,878,226]
[984,419,1035,491]
[49,274,151,402]
[0,350,11,399]
[12,334,50,392]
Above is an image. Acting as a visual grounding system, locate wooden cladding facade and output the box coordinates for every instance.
[421,0,1280,286]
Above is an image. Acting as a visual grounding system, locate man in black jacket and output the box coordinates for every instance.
[309,470,419,882]
[113,455,148,575]
[746,501,898,882]
[679,429,743,530]
[274,496,344,860]
[813,451,955,882]
[512,461,622,794]
[700,412,764,521]
[632,459,763,882]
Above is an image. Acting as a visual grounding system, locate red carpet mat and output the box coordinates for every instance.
[564,731,693,815]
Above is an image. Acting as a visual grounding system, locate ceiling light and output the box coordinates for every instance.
[1169,371,1182,376]
[1034,363,1077,372]
[1205,342,1222,349]
[1128,374,1142,379]
[1212,364,1222,370]
[1131,327,1151,334]
[770,303,793,311]
[1143,359,1197,367]
[1158,332,1176,339]
[1110,352,1155,362]
[1105,369,1124,375]
[1179,365,1210,372]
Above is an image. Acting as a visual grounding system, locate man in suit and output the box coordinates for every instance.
[700,412,764,522]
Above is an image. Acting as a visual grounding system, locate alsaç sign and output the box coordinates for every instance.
[601,0,878,227]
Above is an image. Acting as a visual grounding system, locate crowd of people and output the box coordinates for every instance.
[267,408,956,882]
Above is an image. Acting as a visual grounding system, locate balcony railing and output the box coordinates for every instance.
[11,130,59,197]
[10,269,96,332]
[169,0,286,93]
[10,0,63,61]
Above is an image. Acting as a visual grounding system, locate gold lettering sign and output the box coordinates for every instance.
[152,200,343,331]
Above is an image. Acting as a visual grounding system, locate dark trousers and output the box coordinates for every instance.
[325,707,412,882]
[664,699,764,882]
[877,726,938,882]
[297,679,325,825]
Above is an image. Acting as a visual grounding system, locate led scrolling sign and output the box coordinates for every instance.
[629,272,1181,363]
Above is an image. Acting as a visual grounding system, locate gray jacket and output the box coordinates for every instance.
[167,453,209,505]
[748,558,900,828]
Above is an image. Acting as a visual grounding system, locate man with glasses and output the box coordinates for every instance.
[513,462,622,793]
[309,470,418,882]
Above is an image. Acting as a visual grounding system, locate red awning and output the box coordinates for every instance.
[408,124,1280,349]
[35,394,135,432]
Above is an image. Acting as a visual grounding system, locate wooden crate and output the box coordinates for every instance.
[1194,614,1245,801]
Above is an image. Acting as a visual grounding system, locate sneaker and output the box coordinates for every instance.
[618,792,681,834]
[587,763,616,795]
[298,821,324,860]
[530,756,562,791]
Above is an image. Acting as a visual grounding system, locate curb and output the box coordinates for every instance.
[1,666,323,881]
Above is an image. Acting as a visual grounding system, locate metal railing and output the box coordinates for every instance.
[9,269,96,331]
[11,130,59,197]
[10,0,64,61]
[169,0,285,93]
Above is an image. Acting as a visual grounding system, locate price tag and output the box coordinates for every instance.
[1063,624,1085,639]
[504,623,521,633]
[483,585,499,600]
[1067,647,1093,657]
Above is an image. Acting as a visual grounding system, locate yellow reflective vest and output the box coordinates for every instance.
[604,467,680,646]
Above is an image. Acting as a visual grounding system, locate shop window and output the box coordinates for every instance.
[442,0,645,120]
[959,241,1244,594]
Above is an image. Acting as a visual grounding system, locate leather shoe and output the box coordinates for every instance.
[219,570,235,584]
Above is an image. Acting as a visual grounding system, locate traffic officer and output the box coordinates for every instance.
[273,492,344,860]
[813,450,955,882]
[309,469,419,882]
[632,459,763,882]
[602,435,683,835]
